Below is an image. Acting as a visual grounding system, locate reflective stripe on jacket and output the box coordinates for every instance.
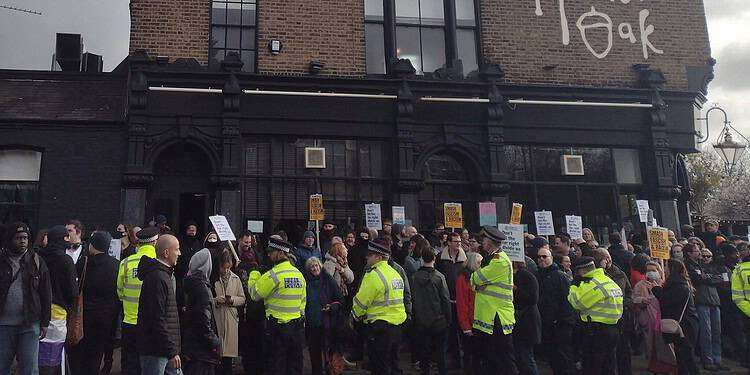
[351,260,407,325]
[247,260,306,323]
[568,268,623,325]
[470,250,515,335]
[731,261,750,317]
[117,244,156,325]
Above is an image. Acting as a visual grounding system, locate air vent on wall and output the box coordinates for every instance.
[305,147,326,169]
[562,155,584,176]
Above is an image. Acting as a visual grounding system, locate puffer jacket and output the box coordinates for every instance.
[182,274,221,364]
[136,256,181,358]
[410,266,451,332]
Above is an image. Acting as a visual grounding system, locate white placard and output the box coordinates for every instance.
[498,224,525,262]
[636,200,650,223]
[565,215,583,240]
[534,211,555,236]
[365,203,383,230]
[209,215,237,241]
[247,220,264,233]
[392,206,406,225]
[747,226,750,242]
[109,239,122,260]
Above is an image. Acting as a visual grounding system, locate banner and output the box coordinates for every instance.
[636,200,650,223]
[247,220,264,233]
[109,239,122,260]
[498,224,525,262]
[534,211,555,236]
[309,194,324,221]
[365,203,383,230]
[565,215,583,240]
[392,206,406,225]
[479,202,497,227]
[444,203,464,229]
[647,226,670,260]
[209,215,237,241]
[510,203,523,225]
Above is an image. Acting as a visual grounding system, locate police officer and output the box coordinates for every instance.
[568,256,623,375]
[471,225,518,374]
[116,227,159,375]
[351,239,406,375]
[731,249,750,370]
[247,236,306,375]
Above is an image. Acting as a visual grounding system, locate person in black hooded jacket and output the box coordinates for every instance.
[535,246,575,375]
[513,261,541,375]
[410,249,451,375]
[182,248,221,375]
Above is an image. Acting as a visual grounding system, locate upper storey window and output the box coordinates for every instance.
[210,0,257,72]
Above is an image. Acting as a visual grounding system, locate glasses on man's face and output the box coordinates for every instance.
[537,255,549,259]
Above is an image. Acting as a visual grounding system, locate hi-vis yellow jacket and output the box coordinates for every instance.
[247,260,306,323]
[352,260,407,325]
[470,250,515,335]
[117,244,156,325]
[568,268,623,325]
[731,261,750,317]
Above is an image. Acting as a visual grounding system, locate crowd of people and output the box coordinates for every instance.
[2,215,750,375]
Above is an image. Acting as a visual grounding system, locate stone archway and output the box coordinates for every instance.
[417,151,480,231]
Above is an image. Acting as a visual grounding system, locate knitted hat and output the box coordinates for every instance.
[367,238,390,256]
[303,230,315,239]
[136,227,159,243]
[89,231,112,253]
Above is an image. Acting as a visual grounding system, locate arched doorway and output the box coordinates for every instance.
[148,143,213,235]
[418,152,478,231]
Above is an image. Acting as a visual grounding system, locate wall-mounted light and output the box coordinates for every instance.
[268,40,282,55]
[309,60,324,75]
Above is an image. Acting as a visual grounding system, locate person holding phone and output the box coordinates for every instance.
[213,250,246,375]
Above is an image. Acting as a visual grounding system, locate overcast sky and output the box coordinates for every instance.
[0,0,747,139]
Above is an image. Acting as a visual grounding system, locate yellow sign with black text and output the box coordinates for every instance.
[444,203,463,229]
[309,194,324,221]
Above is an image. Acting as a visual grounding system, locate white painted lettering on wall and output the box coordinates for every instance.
[534,0,664,60]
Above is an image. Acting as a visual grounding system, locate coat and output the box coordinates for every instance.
[305,270,343,329]
[686,257,723,306]
[136,256,181,358]
[410,266,452,332]
[513,267,541,345]
[435,247,467,300]
[183,273,221,364]
[455,272,475,333]
[213,271,246,358]
[323,253,354,297]
[536,263,575,329]
[0,249,51,327]
[38,241,78,311]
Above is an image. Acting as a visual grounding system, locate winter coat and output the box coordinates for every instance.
[605,264,633,311]
[686,257,723,306]
[214,271,246,358]
[403,255,421,279]
[295,244,322,271]
[77,253,119,315]
[348,239,368,293]
[0,249,51,327]
[609,243,634,276]
[653,277,698,327]
[38,240,78,311]
[455,272,475,332]
[183,273,221,364]
[389,259,412,317]
[513,268,541,345]
[323,253,354,297]
[136,256,181,358]
[410,266,452,332]
[305,270,343,329]
[435,247,467,300]
[536,263,575,328]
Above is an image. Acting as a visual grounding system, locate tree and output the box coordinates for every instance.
[687,149,750,222]
[685,151,724,219]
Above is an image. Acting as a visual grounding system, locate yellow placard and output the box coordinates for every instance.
[647,226,670,260]
[309,194,324,221]
[510,203,523,225]
[444,203,463,229]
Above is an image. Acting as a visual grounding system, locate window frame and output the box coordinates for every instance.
[0,148,43,231]
[209,0,259,73]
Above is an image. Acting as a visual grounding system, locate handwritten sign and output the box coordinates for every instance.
[747,226,750,243]
[247,220,264,233]
[510,203,523,225]
[479,202,497,227]
[309,194,324,221]
[365,203,383,230]
[647,226,670,260]
[392,206,406,225]
[565,215,583,240]
[636,200,650,223]
[534,211,555,236]
[498,224,525,262]
[209,215,236,242]
[109,239,122,260]
[444,203,463,229]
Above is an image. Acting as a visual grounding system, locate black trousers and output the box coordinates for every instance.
[414,328,448,375]
[473,318,518,375]
[306,326,326,375]
[69,311,115,375]
[121,322,141,375]
[615,317,632,375]
[240,318,266,375]
[367,321,401,375]
[268,318,304,375]
[581,323,618,375]
[218,357,233,375]
[668,319,700,375]
[546,322,575,375]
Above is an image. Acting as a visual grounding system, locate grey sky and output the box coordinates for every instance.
[0,0,746,139]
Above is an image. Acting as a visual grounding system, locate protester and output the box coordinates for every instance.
[137,234,182,375]
[38,225,78,375]
[609,231,634,275]
[671,243,685,261]
[156,214,172,235]
[305,256,343,375]
[632,260,676,374]
[694,247,728,370]
[435,231,467,368]
[411,248,451,375]
[512,261,541,375]
[553,254,573,280]
[324,242,354,299]
[320,221,338,255]
[296,230,322,270]
[121,225,141,260]
[455,251,482,374]
[68,231,120,375]
[237,236,266,375]
[183,248,221,375]
[0,222,51,375]
[536,246,575,375]
[214,250,246,375]
[717,243,745,362]
[32,229,48,253]
[204,231,224,286]
[344,231,357,251]
[630,253,649,288]
[700,220,722,252]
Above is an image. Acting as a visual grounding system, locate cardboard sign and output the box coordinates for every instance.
[498,224,525,262]
[534,211,555,236]
[479,202,497,227]
[636,200,650,223]
[444,203,464,229]
[620,227,628,249]
[365,203,383,230]
[392,206,406,225]
[510,203,523,225]
[109,239,122,260]
[647,226,670,260]
[209,215,237,241]
[247,220,264,233]
[309,194,324,221]
[565,215,583,240]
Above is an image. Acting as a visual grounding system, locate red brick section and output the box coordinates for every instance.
[255,0,365,77]
[480,0,712,90]
[129,0,210,65]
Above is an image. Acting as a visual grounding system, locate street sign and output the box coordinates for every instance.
[444,203,463,229]
[309,194,324,221]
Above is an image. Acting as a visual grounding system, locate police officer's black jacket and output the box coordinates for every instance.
[0,249,52,327]
[136,256,181,359]
[182,273,221,364]
[536,263,574,328]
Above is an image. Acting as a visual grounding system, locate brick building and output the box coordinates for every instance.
[0,0,714,243]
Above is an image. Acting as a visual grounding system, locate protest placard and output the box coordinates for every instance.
[647,226,670,260]
[510,203,523,225]
[534,211,555,236]
[209,215,237,241]
[565,215,583,240]
[498,224,525,262]
[444,203,463,229]
[109,239,121,260]
[365,203,383,230]
[309,194,324,221]
[392,206,406,225]
[636,200,650,223]
[247,220,264,233]
[479,202,497,227]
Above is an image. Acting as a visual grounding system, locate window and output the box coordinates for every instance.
[365,0,479,77]
[210,0,257,72]
[0,150,41,230]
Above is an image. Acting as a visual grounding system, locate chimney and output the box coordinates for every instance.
[54,33,83,72]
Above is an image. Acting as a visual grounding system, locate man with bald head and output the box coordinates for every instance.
[136,234,182,375]
[536,246,575,375]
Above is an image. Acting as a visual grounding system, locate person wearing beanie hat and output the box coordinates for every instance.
[247,236,306,374]
[294,230,322,273]
[181,248,221,373]
[68,231,121,375]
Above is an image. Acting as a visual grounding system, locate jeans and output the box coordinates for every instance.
[140,355,181,375]
[697,304,722,365]
[0,324,40,375]
[514,340,539,375]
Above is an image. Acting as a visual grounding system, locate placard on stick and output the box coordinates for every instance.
[498,224,525,262]
[565,215,583,240]
[510,203,523,225]
[365,203,383,230]
[479,202,497,227]
[309,194,324,221]
[636,200,650,223]
[392,206,406,225]
[534,211,555,236]
[444,203,463,229]
[647,226,670,260]
[209,215,237,241]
